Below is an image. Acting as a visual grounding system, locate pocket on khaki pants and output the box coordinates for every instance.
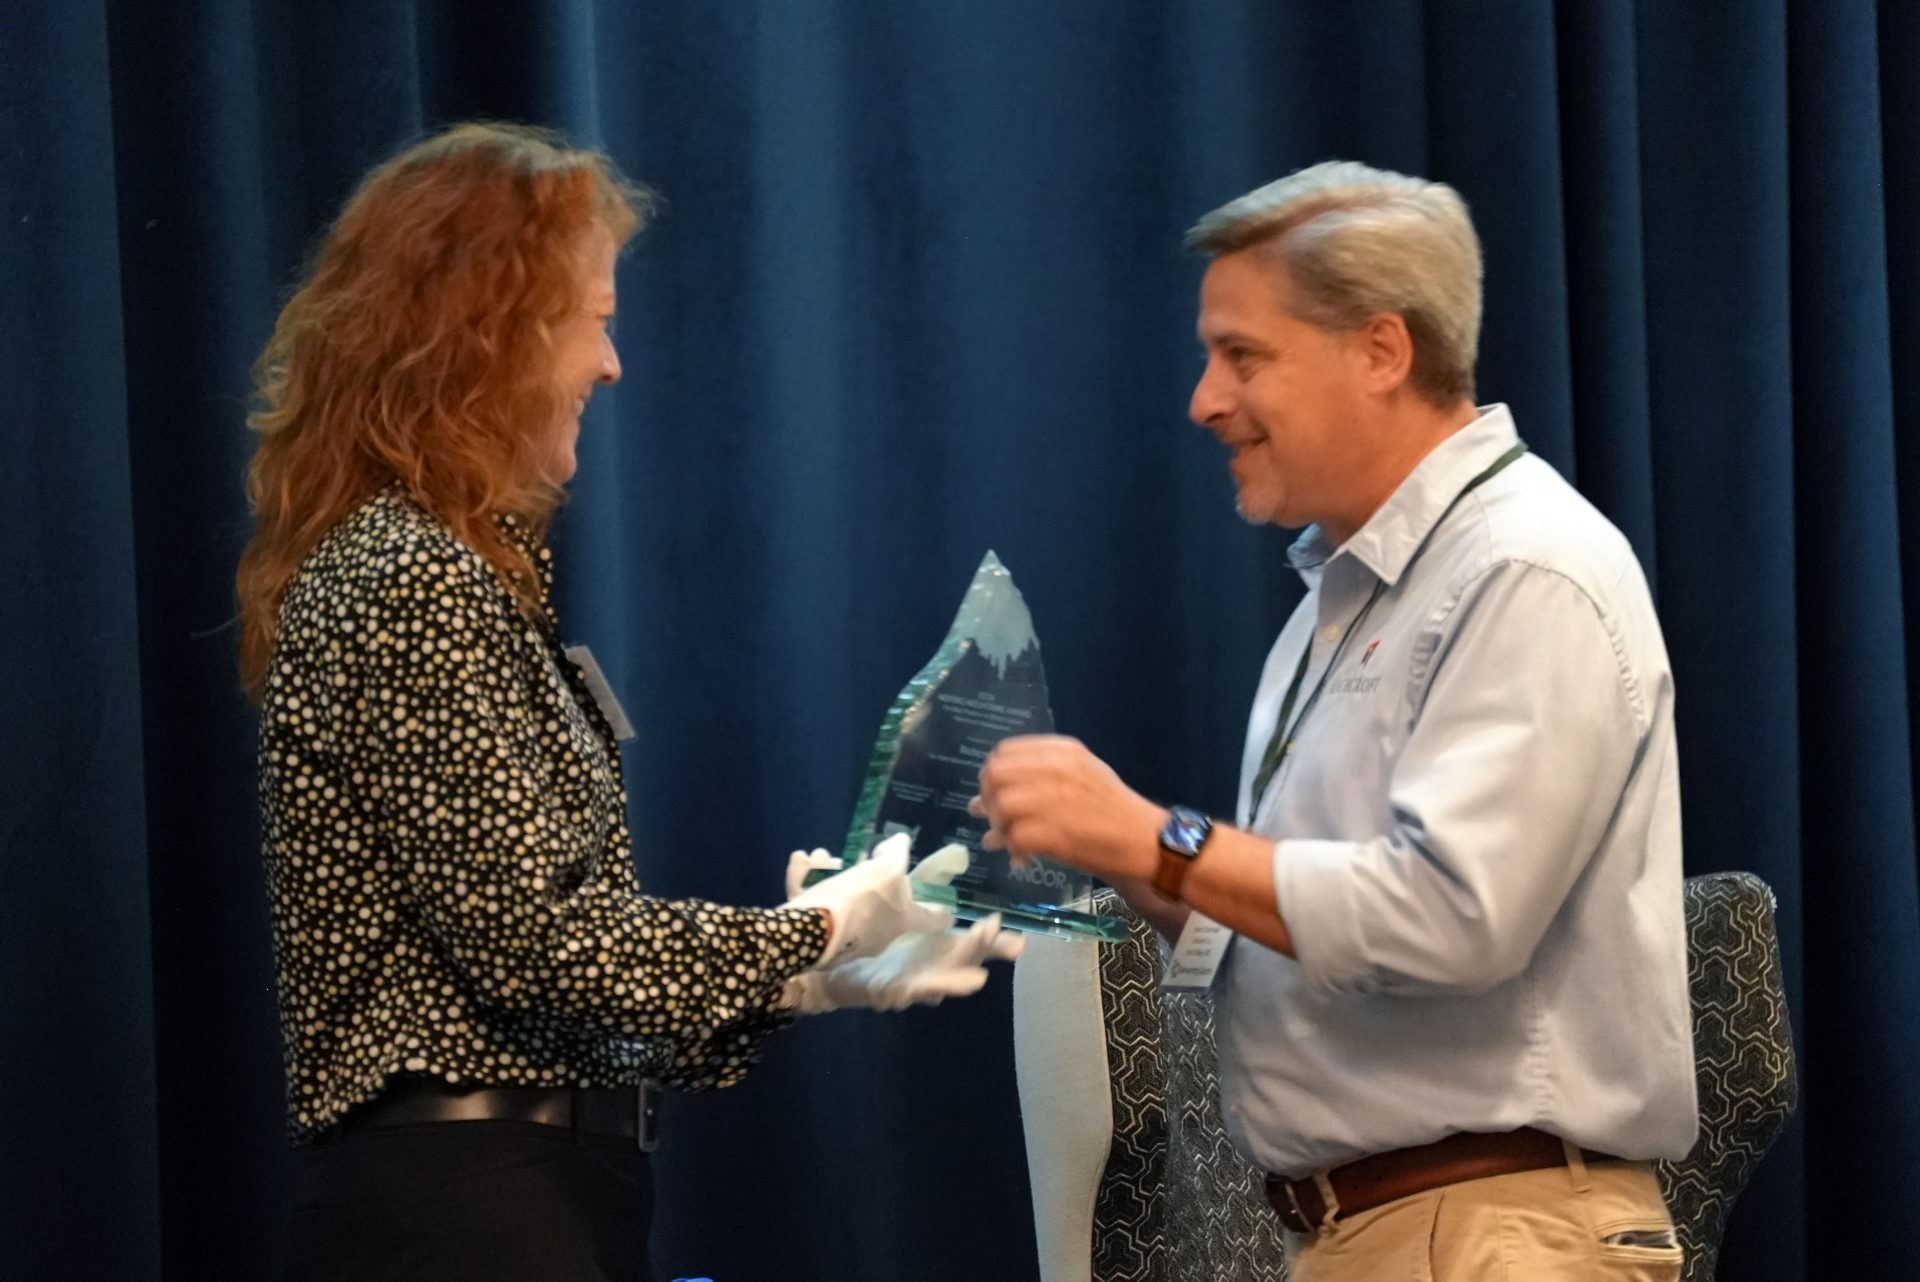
[1425,1161,1684,1280]
[1582,1162,1683,1280]
[1592,1215,1683,1280]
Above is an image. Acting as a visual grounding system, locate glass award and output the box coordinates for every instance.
[836,552,1124,943]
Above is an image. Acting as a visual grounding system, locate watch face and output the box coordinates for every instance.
[1162,806,1211,858]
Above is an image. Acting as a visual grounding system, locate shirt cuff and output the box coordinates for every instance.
[769,904,835,976]
[1273,838,1379,996]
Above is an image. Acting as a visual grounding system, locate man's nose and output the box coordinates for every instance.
[1189,360,1229,428]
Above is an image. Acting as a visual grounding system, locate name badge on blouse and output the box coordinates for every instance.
[564,645,637,742]
[1161,913,1234,991]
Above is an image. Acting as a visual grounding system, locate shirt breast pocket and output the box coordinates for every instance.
[1279,682,1399,807]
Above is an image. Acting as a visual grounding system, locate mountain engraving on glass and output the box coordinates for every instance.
[837,551,1123,943]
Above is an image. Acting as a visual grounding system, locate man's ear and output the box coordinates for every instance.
[1357,312,1415,394]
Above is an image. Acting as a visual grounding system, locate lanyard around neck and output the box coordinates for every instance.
[1247,441,1529,814]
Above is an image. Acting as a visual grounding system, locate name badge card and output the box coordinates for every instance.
[564,645,636,742]
[1162,913,1233,991]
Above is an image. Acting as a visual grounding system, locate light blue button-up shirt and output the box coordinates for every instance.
[1217,405,1698,1179]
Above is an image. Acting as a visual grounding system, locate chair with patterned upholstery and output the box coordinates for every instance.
[1012,873,1795,1282]
[1655,871,1798,1280]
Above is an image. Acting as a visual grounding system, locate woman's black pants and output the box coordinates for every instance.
[283,1119,654,1282]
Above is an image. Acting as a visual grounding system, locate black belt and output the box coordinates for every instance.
[328,1077,661,1151]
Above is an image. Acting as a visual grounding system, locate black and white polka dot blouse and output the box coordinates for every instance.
[259,485,829,1141]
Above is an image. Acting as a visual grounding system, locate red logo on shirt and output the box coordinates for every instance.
[1359,640,1380,668]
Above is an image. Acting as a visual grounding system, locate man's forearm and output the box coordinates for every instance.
[1104,824,1294,956]
[1171,825,1296,956]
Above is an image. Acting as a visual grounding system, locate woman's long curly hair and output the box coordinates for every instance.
[236,122,652,701]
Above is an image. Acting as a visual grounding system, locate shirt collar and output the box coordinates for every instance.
[493,510,555,603]
[381,481,556,605]
[1288,404,1521,588]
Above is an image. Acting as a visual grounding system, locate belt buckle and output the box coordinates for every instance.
[637,1079,660,1153]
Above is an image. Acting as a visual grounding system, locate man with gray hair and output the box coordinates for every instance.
[975,161,1697,1277]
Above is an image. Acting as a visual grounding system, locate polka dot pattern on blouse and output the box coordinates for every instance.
[260,485,829,1141]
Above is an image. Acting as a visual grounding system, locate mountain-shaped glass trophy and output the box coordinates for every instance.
[832,552,1124,943]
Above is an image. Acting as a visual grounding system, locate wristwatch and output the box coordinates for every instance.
[1153,805,1214,902]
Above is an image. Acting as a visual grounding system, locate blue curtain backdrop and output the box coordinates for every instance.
[3,1,1916,1278]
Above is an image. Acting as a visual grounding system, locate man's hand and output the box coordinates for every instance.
[970,735,1166,882]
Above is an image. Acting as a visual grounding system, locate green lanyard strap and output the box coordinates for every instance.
[1247,441,1529,813]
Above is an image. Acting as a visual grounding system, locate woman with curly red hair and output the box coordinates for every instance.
[241,122,1017,1281]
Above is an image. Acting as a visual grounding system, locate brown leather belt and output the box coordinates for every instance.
[327,1078,661,1151]
[1264,1128,1617,1233]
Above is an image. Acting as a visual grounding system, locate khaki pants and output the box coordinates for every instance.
[1283,1152,1683,1281]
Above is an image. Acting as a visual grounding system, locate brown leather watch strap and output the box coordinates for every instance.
[1152,847,1196,900]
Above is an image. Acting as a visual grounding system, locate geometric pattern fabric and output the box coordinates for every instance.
[1655,872,1798,1282]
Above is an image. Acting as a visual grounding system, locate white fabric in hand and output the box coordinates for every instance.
[783,838,972,901]
[783,912,1026,1014]
[782,833,954,964]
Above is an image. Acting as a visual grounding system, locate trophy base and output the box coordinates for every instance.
[798,858,1128,943]
[916,882,1128,944]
